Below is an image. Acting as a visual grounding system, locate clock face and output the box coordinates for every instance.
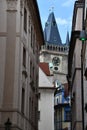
[52,57,60,66]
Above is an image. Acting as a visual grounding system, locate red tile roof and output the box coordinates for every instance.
[39,62,53,76]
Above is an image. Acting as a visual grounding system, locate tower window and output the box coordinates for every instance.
[54,37,57,42]
[45,22,49,26]
[53,21,56,26]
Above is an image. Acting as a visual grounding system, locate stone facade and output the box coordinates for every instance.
[40,45,68,84]
[68,1,84,130]
[0,0,44,130]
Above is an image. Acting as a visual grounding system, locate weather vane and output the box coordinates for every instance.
[52,6,54,12]
[49,6,54,13]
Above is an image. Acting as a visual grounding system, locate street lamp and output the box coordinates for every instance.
[79,30,87,130]
[4,118,12,130]
[79,30,87,41]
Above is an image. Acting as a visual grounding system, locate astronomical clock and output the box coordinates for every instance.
[49,55,62,73]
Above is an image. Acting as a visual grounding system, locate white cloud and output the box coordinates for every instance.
[56,17,68,25]
[56,17,72,27]
[62,0,74,7]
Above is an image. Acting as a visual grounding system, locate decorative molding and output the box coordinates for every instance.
[6,0,18,11]
[16,32,20,37]
[0,32,7,37]
[0,32,20,37]
[20,0,24,8]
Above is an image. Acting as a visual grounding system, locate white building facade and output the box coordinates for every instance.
[38,68,55,130]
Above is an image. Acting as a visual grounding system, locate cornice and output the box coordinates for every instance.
[72,1,84,31]
[28,0,44,46]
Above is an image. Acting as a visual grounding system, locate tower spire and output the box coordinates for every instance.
[66,31,69,45]
[44,12,62,45]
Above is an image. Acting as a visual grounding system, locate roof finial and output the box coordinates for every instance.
[49,6,54,13]
[52,6,54,12]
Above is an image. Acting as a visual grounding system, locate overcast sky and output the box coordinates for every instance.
[37,0,76,43]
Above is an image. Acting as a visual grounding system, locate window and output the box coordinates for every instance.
[34,75,38,93]
[64,107,71,122]
[21,88,25,114]
[57,98,59,104]
[54,37,57,42]
[38,93,41,99]
[38,111,40,121]
[35,107,37,124]
[32,100,33,121]
[24,8,27,32]
[31,26,33,47]
[29,97,31,119]
[33,33,35,53]
[23,47,26,67]
[53,20,56,26]
[30,61,32,78]
[33,66,34,79]
[45,22,48,26]
[29,15,30,27]
[65,111,71,121]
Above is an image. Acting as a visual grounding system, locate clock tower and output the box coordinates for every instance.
[39,12,69,84]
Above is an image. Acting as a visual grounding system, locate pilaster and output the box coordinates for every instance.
[2,0,18,110]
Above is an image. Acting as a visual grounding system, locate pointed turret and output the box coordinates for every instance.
[65,31,69,45]
[44,12,62,45]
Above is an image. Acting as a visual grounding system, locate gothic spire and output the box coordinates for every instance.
[65,31,70,45]
[44,12,62,45]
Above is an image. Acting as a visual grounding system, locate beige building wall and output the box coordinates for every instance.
[0,0,44,130]
[72,16,83,130]
[68,1,84,130]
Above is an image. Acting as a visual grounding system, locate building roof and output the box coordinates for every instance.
[39,62,53,76]
[44,12,62,45]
